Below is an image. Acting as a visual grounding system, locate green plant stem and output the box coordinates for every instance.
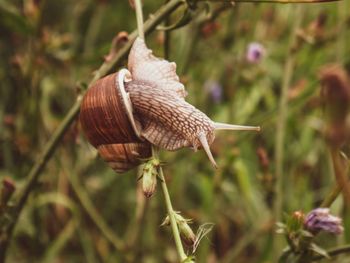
[124,184,149,252]
[66,171,127,254]
[160,167,188,261]
[134,0,145,39]
[152,146,188,261]
[0,0,184,261]
[320,184,342,208]
[336,0,346,62]
[83,3,106,57]
[273,5,303,259]
[164,0,171,60]
[312,244,350,261]
[329,147,350,204]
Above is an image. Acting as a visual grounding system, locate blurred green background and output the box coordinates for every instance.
[0,0,349,262]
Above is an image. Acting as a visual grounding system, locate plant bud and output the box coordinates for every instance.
[304,208,343,235]
[319,64,350,146]
[141,158,160,198]
[174,213,196,247]
[161,212,197,247]
[287,210,305,232]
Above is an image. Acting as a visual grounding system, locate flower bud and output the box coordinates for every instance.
[141,158,160,198]
[174,213,196,247]
[287,210,305,232]
[204,80,223,103]
[246,42,266,64]
[304,208,343,235]
[161,212,197,247]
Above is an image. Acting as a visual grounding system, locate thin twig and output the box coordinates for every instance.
[124,184,149,252]
[163,0,171,60]
[312,244,350,261]
[153,146,188,261]
[0,1,184,261]
[320,184,342,208]
[134,0,145,39]
[329,148,350,204]
[66,171,127,254]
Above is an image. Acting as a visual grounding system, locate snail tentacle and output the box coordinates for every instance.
[214,122,260,132]
[198,132,217,169]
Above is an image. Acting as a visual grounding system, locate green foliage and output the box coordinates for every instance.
[0,0,350,262]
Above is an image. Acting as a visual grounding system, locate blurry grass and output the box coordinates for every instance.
[0,0,349,262]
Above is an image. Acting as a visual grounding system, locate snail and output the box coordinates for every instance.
[80,37,260,172]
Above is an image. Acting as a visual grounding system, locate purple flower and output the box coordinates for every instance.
[304,208,343,235]
[246,42,266,63]
[204,80,223,103]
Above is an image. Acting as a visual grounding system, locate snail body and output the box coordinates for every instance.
[80,37,259,172]
[126,80,215,151]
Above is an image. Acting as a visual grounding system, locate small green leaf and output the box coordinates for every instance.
[310,243,330,259]
[300,229,313,238]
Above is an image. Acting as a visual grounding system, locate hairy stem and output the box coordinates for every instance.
[152,147,188,261]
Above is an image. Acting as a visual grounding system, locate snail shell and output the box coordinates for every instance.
[79,71,151,173]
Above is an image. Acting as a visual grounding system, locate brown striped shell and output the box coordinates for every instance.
[79,71,151,173]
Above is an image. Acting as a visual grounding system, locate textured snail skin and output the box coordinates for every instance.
[79,71,151,173]
[80,38,217,171]
[126,80,215,151]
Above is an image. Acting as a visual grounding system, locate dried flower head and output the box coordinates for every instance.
[246,42,266,63]
[304,208,343,235]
